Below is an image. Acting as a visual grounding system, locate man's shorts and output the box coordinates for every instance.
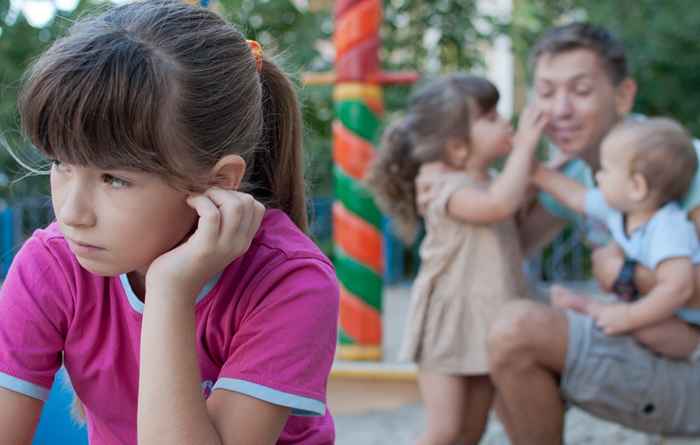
[561,310,700,436]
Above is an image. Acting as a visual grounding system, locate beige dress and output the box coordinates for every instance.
[400,171,529,374]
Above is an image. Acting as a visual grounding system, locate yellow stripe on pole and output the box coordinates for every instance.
[334,83,384,114]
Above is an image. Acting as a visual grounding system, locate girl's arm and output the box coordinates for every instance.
[531,165,588,214]
[0,389,42,444]
[139,189,272,445]
[591,257,694,335]
[139,289,288,445]
[447,106,548,224]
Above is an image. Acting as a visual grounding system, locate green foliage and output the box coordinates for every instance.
[219,0,489,196]
[510,0,700,135]
[0,0,490,200]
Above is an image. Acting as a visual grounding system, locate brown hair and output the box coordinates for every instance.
[18,0,307,231]
[531,22,628,85]
[365,74,499,243]
[614,118,697,205]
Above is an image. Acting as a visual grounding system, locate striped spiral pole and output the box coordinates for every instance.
[333,0,384,361]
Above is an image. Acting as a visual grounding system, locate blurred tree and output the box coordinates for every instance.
[0,0,490,199]
[218,0,490,196]
[510,0,700,135]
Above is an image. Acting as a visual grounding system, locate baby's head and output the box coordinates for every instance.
[596,118,697,211]
[18,0,306,228]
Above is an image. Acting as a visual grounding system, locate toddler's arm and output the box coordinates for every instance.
[531,165,587,215]
[447,105,548,224]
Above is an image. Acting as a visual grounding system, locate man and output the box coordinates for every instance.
[486,23,700,444]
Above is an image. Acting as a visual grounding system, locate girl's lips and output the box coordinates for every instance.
[67,238,105,255]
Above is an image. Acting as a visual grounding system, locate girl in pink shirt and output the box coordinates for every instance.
[0,1,338,444]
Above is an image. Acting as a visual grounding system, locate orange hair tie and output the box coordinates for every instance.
[246,39,263,73]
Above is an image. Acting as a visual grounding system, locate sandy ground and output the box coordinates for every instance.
[334,404,658,444]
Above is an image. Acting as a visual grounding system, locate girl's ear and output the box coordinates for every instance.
[445,138,469,167]
[629,172,649,202]
[211,155,246,190]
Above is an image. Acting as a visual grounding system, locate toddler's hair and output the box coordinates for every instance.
[18,0,307,231]
[365,74,499,243]
[615,118,697,205]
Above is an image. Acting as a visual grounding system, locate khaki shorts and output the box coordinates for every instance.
[561,310,700,436]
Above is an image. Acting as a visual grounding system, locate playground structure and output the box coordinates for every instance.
[304,0,419,361]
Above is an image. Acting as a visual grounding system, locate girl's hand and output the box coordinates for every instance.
[415,161,450,215]
[513,104,549,154]
[146,188,266,300]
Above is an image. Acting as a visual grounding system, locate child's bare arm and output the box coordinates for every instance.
[0,388,42,444]
[531,165,588,215]
[591,257,694,335]
[447,106,548,224]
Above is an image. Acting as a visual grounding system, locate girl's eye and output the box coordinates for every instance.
[51,159,70,173]
[102,174,130,189]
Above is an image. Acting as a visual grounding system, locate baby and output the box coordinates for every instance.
[533,118,700,361]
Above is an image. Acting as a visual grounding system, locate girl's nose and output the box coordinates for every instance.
[57,183,97,228]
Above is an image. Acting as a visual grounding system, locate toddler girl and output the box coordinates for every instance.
[367,74,548,445]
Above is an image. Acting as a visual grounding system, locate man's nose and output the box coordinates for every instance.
[552,92,574,118]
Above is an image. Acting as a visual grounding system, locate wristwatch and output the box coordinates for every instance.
[611,258,640,302]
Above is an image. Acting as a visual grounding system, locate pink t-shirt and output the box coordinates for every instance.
[0,210,339,444]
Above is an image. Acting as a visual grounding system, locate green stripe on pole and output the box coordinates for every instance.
[338,328,355,345]
[335,100,381,143]
[334,166,383,230]
[334,248,382,311]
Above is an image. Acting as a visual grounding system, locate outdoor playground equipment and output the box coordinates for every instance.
[305,0,418,361]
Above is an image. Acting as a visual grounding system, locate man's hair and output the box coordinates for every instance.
[614,118,697,205]
[531,22,628,85]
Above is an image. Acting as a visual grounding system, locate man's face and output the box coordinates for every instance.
[533,48,625,167]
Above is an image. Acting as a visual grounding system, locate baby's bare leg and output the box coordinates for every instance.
[549,285,592,313]
[633,318,700,360]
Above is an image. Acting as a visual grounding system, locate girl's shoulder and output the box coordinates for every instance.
[14,222,83,276]
[216,209,337,302]
[210,209,339,325]
[425,171,480,215]
[249,209,333,267]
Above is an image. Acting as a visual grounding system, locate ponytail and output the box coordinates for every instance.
[365,118,422,244]
[248,58,308,232]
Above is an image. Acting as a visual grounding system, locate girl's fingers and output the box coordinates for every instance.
[205,188,264,246]
[247,200,266,240]
[186,194,221,246]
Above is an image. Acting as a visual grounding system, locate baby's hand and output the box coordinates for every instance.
[589,302,633,335]
[146,188,265,300]
[513,104,549,153]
